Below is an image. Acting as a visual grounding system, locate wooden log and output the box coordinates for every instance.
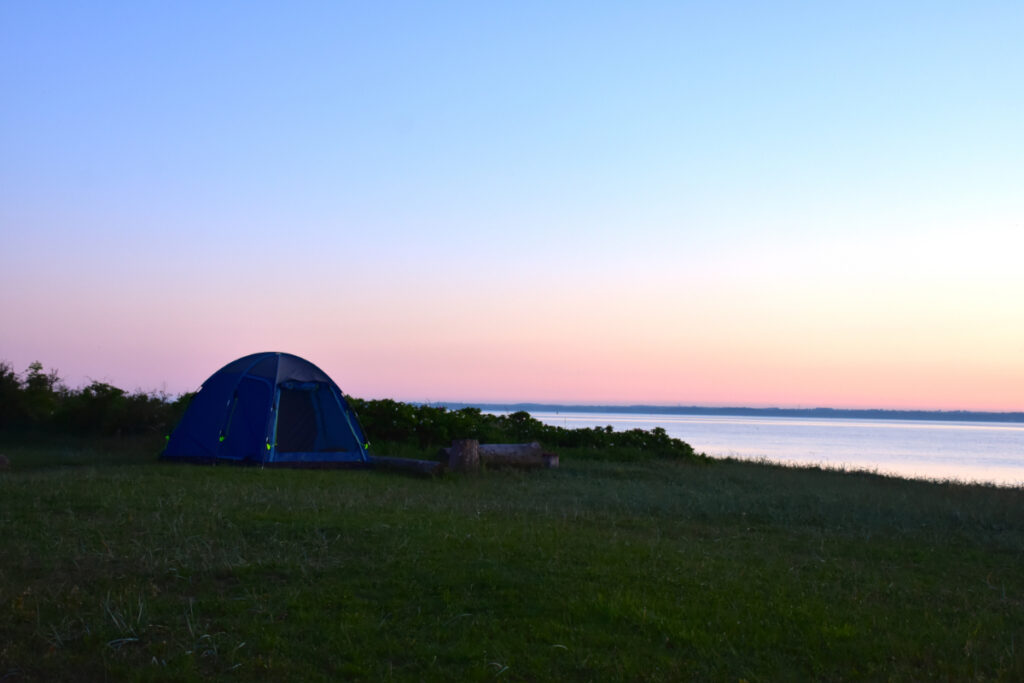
[366,455,443,476]
[439,442,560,470]
[479,441,545,469]
[479,442,542,458]
[448,439,480,473]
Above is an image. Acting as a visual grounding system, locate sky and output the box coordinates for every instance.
[1,1,1022,411]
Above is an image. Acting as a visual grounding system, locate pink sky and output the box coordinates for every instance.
[2,225,1021,412]
[2,4,1022,413]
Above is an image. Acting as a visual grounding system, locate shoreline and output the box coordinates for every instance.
[433,402,1024,424]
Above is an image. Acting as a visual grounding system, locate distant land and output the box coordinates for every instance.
[432,403,1024,424]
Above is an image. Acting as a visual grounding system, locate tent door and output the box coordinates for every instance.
[272,382,361,455]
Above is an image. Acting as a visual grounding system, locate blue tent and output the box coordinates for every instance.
[162,352,369,466]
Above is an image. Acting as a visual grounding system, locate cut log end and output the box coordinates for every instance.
[448,439,480,473]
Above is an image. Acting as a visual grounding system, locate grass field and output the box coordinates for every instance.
[1,436,1022,681]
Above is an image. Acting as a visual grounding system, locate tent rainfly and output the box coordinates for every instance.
[161,352,369,466]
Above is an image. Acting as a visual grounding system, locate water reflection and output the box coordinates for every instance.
[525,413,1024,487]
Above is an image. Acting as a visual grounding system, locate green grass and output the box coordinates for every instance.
[1,438,1022,681]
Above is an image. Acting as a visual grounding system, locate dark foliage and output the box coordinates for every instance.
[0,360,191,437]
[0,360,701,460]
[347,398,700,460]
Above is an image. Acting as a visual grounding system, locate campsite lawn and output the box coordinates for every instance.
[1,437,1023,681]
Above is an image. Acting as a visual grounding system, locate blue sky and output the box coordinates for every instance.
[2,2,1022,409]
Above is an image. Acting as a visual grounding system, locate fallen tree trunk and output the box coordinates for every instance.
[478,442,542,459]
[440,442,560,470]
[366,455,444,476]
[479,441,545,468]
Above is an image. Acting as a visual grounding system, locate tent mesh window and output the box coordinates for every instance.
[276,387,319,452]
[275,383,360,454]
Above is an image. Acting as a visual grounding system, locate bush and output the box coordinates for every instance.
[0,361,189,437]
[0,359,702,462]
[348,398,702,461]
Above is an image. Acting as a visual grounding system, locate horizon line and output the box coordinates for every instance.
[419,401,1024,421]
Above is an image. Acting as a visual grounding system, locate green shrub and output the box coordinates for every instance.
[348,398,702,462]
[0,361,190,437]
[0,359,701,462]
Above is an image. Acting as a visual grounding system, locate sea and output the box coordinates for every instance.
[525,411,1024,487]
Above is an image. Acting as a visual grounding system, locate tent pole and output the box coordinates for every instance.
[332,387,368,462]
[265,387,282,467]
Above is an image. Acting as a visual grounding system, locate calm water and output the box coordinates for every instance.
[527,412,1024,487]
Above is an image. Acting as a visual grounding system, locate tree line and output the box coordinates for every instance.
[0,361,191,436]
[348,397,699,459]
[1,360,701,460]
